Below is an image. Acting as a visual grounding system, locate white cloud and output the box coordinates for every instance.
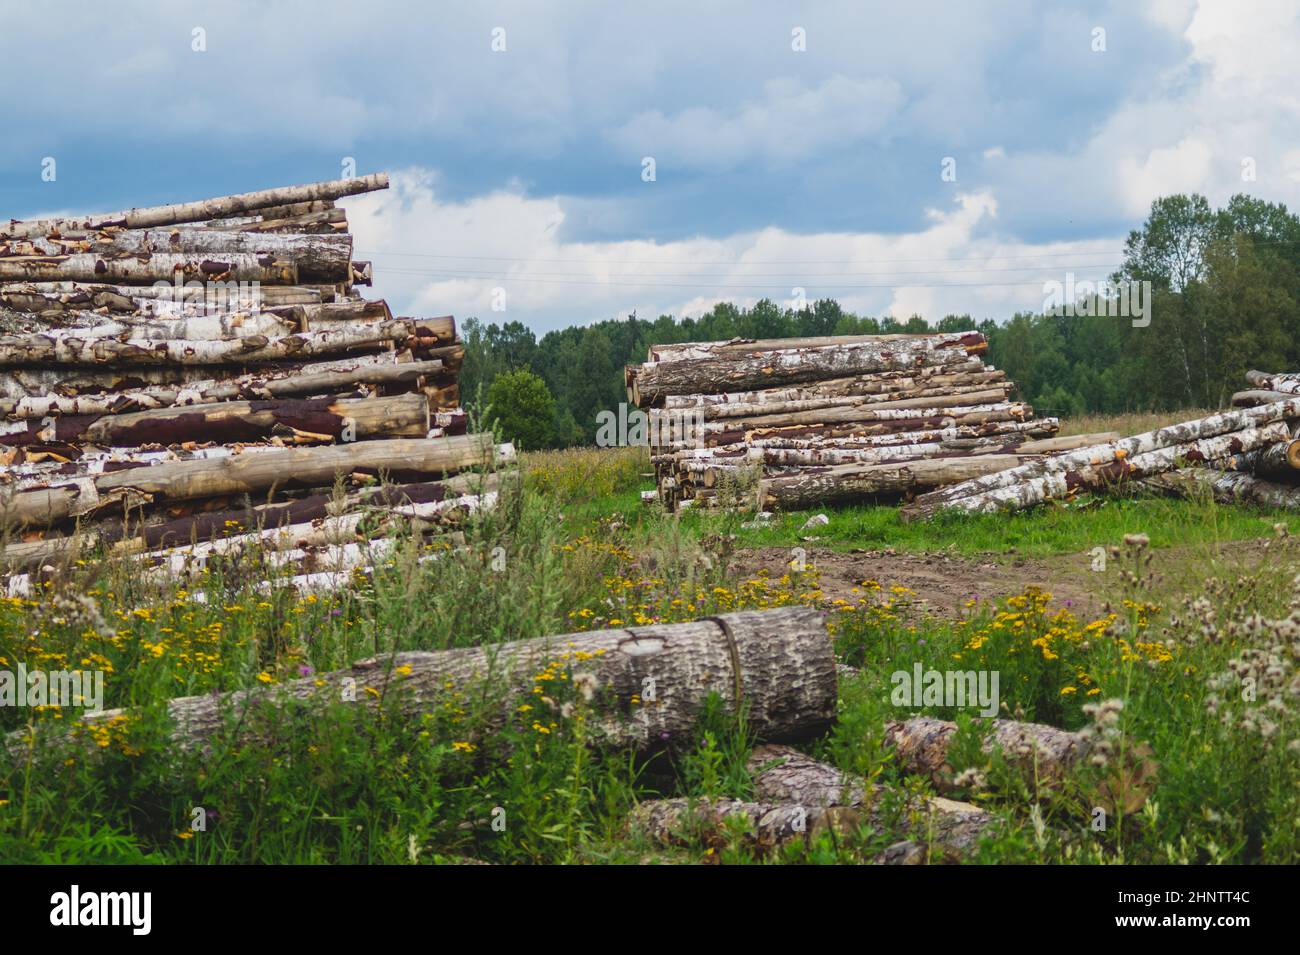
[350,169,1124,333]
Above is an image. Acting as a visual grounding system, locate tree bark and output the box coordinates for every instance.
[630,334,987,405]
[22,607,836,756]
[0,358,441,418]
[647,333,967,362]
[904,422,1291,518]
[668,383,1013,422]
[1139,467,1300,508]
[653,394,1019,436]
[2,174,388,239]
[0,434,507,530]
[0,281,324,312]
[884,717,1088,792]
[1219,438,1300,481]
[1,232,352,284]
[0,252,298,285]
[1244,369,1300,395]
[628,743,994,858]
[0,307,298,341]
[0,320,424,367]
[0,393,429,448]
[654,360,996,407]
[902,401,1300,520]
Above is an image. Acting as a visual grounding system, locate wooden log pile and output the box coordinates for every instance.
[626,332,1111,511]
[902,371,1300,520]
[0,175,482,592]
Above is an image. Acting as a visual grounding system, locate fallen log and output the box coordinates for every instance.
[647,333,966,362]
[0,307,297,341]
[1244,369,1300,396]
[1,281,324,311]
[0,434,506,530]
[663,384,1014,423]
[630,334,987,405]
[1138,468,1300,509]
[24,607,836,755]
[904,422,1290,518]
[627,744,994,858]
[1219,438,1300,482]
[0,358,442,418]
[884,717,1088,793]
[2,173,388,240]
[902,402,1300,520]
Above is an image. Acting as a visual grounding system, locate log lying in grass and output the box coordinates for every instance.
[1138,468,1300,509]
[0,393,430,448]
[0,434,506,530]
[0,358,442,418]
[753,454,1044,509]
[901,404,1300,520]
[37,607,835,754]
[884,717,1089,793]
[628,744,995,859]
[1220,438,1300,482]
[1,173,389,240]
[630,334,987,405]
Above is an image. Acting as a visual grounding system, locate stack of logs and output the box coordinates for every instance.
[0,175,499,596]
[627,332,1114,511]
[899,372,1300,520]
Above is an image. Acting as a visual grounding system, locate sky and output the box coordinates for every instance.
[1,0,1298,333]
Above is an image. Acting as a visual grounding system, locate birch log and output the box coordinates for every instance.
[647,333,958,362]
[2,174,388,239]
[659,363,1002,408]
[0,232,352,284]
[905,422,1291,518]
[884,717,1089,792]
[1245,370,1300,396]
[0,253,298,285]
[20,607,836,755]
[0,358,442,418]
[0,320,423,367]
[0,393,429,448]
[1139,468,1300,509]
[629,744,994,858]
[630,334,987,405]
[902,401,1300,520]
[0,434,504,529]
[0,307,297,341]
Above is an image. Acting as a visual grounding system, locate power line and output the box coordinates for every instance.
[356,247,1127,267]
[358,260,1125,279]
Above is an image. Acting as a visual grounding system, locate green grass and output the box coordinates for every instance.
[0,447,1296,864]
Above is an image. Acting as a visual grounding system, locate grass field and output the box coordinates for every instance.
[0,436,1296,864]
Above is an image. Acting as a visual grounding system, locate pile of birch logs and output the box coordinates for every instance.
[628,332,1114,511]
[902,382,1300,520]
[0,175,489,595]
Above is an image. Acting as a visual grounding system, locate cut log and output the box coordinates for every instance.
[0,320,425,367]
[0,358,440,419]
[1220,438,1300,482]
[659,364,1004,409]
[0,349,418,401]
[0,393,429,448]
[0,434,505,530]
[627,744,994,858]
[1244,369,1300,396]
[2,174,388,239]
[1,232,352,284]
[0,307,297,341]
[0,252,298,285]
[884,717,1088,793]
[21,607,836,755]
[905,422,1291,518]
[902,401,1300,520]
[647,333,965,362]
[754,454,1042,509]
[1138,468,1300,509]
[631,334,987,405]
[672,383,1013,422]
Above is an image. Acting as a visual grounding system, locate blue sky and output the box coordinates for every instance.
[2,1,1297,332]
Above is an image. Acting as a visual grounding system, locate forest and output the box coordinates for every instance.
[462,193,1300,446]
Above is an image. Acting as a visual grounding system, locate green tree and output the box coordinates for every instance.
[486,368,556,450]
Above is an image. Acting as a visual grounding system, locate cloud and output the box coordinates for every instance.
[350,169,1124,333]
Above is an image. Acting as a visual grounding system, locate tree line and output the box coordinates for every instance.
[464,192,1300,447]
